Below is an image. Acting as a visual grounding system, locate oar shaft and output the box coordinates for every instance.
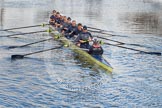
[105,42,161,55]
[105,42,139,51]
[1,24,49,31]
[87,26,114,33]
[97,36,152,48]
[19,38,53,48]
[1,30,46,37]
[97,36,124,44]
[24,45,63,56]
[89,30,127,37]
[87,26,102,31]
[87,26,110,32]
[3,25,40,31]
[88,30,112,36]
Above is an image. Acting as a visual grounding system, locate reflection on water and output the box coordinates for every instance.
[0,8,50,29]
[119,12,162,35]
[60,0,162,36]
[0,0,162,107]
[1,0,162,36]
[84,0,103,18]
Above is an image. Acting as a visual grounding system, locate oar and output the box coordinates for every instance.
[1,29,52,37]
[104,42,161,56]
[96,36,124,44]
[87,26,113,33]
[11,45,63,60]
[88,30,127,37]
[0,23,49,31]
[88,27,130,37]
[8,38,53,49]
[96,36,152,49]
[88,30,112,36]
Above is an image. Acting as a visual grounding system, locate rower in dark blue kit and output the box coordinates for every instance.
[69,23,83,38]
[55,12,62,31]
[49,10,57,26]
[74,25,93,49]
[64,20,77,38]
[68,20,77,34]
[50,10,57,21]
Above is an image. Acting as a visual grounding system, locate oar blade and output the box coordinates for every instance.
[145,52,161,56]
[8,46,19,49]
[11,55,24,60]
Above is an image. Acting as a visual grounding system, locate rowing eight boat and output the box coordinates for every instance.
[49,26,113,73]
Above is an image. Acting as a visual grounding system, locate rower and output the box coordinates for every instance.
[55,12,62,31]
[68,20,77,32]
[49,19,56,27]
[50,10,57,21]
[64,20,77,38]
[67,17,72,27]
[89,39,103,55]
[69,23,83,38]
[61,16,68,30]
[74,25,93,49]
[59,15,65,25]
[61,17,72,32]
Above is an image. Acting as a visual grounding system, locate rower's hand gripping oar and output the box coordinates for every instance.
[8,38,53,49]
[11,45,63,60]
[1,29,52,37]
[0,23,49,31]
